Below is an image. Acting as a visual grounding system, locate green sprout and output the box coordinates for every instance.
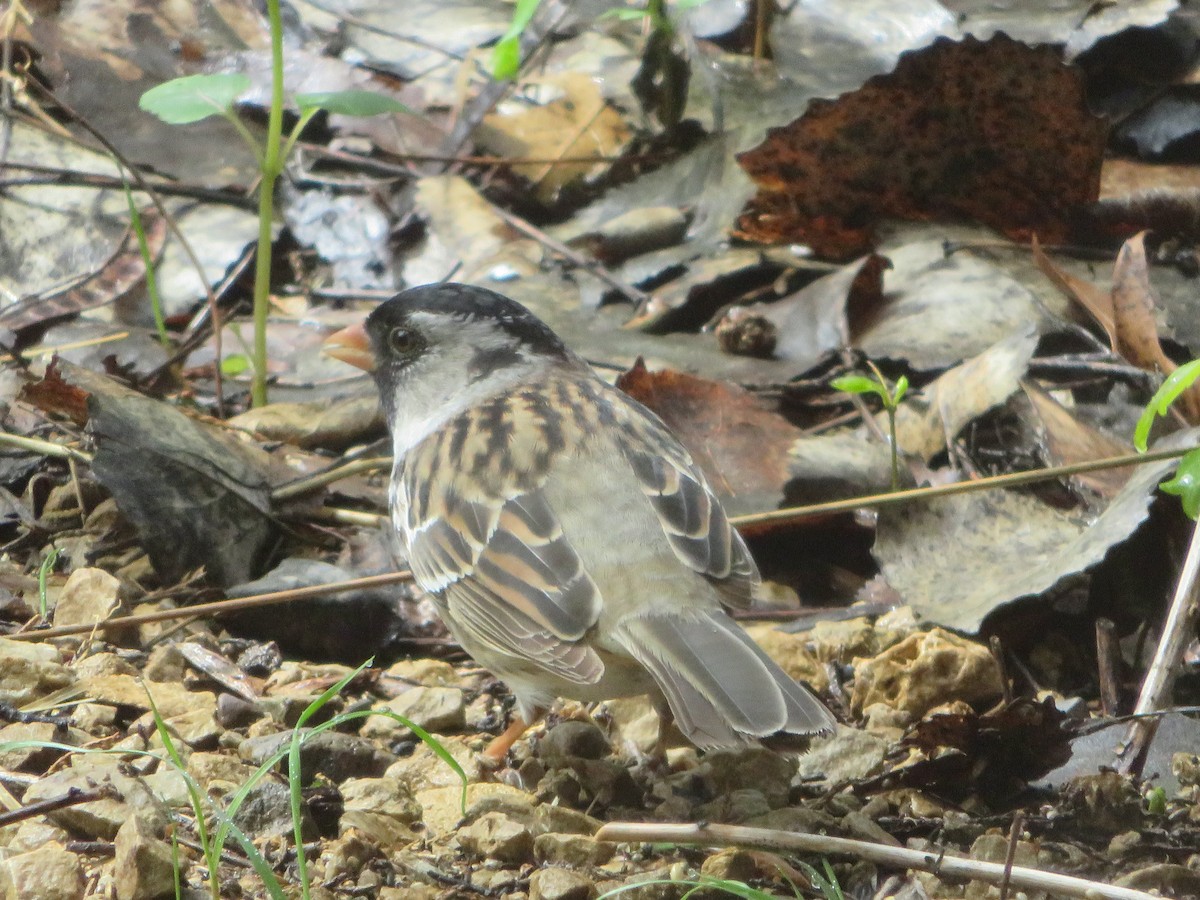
[831,361,909,492]
[1134,359,1200,519]
[138,5,408,408]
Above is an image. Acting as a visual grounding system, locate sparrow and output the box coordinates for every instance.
[324,283,836,755]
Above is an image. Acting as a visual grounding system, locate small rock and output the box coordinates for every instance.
[529,866,597,900]
[793,725,887,785]
[0,637,74,706]
[319,833,378,886]
[6,819,71,853]
[239,728,395,782]
[852,627,1003,718]
[21,763,169,839]
[114,816,177,900]
[701,748,796,808]
[701,848,760,881]
[361,686,466,738]
[0,721,72,772]
[0,843,84,900]
[457,811,533,864]
[142,643,188,683]
[539,721,610,766]
[233,778,318,841]
[416,782,527,838]
[534,804,601,836]
[52,567,123,628]
[141,707,221,751]
[340,775,423,847]
[386,734,482,792]
[694,788,772,824]
[383,658,459,687]
[187,751,259,796]
[73,671,215,721]
[215,692,264,729]
[534,832,615,867]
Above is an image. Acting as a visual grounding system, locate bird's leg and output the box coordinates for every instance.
[483,709,544,763]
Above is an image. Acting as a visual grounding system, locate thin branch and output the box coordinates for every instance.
[592,822,1160,900]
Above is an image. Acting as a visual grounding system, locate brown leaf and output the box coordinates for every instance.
[1031,235,1117,353]
[1111,232,1200,421]
[617,360,800,515]
[735,35,1106,259]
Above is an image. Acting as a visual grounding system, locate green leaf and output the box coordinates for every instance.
[892,374,909,406]
[139,73,251,124]
[295,90,410,117]
[830,374,883,398]
[492,0,542,79]
[1161,448,1200,519]
[1134,358,1200,451]
[221,354,251,376]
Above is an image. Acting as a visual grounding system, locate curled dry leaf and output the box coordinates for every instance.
[1111,232,1200,423]
[736,34,1106,259]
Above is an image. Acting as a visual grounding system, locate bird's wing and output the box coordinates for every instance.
[398,392,604,685]
[608,389,760,608]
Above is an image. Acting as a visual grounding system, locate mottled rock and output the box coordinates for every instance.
[74,671,214,720]
[0,843,84,900]
[319,833,378,886]
[457,811,533,864]
[0,637,73,706]
[534,804,601,836]
[534,832,615,867]
[695,788,772,823]
[793,725,887,785]
[539,720,610,766]
[383,658,458,687]
[340,776,423,847]
[0,721,73,772]
[386,735,482,792]
[21,763,169,839]
[416,782,528,838]
[233,778,318,841]
[702,748,795,808]
[530,866,598,900]
[852,628,1003,717]
[701,848,760,881]
[239,728,395,782]
[114,816,177,900]
[52,567,123,628]
[187,751,259,796]
[141,643,188,683]
[361,686,465,738]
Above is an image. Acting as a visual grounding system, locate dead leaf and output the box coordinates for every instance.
[735,34,1106,259]
[1020,381,1133,500]
[1032,234,1117,352]
[1112,231,1200,421]
[616,360,800,515]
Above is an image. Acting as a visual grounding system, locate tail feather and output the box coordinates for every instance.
[615,612,836,750]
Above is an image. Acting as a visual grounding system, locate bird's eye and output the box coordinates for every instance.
[387,326,423,358]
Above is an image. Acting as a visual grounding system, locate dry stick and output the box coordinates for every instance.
[5,571,412,643]
[998,811,1025,900]
[592,822,1159,900]
[1120,514,1200,773]
[489,204,651,307]
[1095,617,1122,717]
[0,787,112,828]
[729,444,1192,531]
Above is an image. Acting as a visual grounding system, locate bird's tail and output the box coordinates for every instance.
[613,611,836,750]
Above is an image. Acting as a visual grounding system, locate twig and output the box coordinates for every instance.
[592,822,1160,900]
[4,571,412,642]
[999,811,1025,900]
[0,432,91,462]
[271,456,391,502]
[1120,515,1200,773]
[730,444,1195,532]
[1095,618,1121,717]
[489,204,650,307]
[0,787,112,828]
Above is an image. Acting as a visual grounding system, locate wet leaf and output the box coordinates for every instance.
[736,35,1106,258]
[139,73,251,124]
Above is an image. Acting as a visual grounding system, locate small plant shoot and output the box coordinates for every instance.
[831,364,909,492]
[139,42,406,407]
[1133,358,1200,519]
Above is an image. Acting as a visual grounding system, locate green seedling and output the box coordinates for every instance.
[122,182,171,347]
[493,0,542,79]
[138,0,408,408]
[1134,358,1200,518]
[831,362,909,492]
[36,545,58,619]
[0,658,465,900]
